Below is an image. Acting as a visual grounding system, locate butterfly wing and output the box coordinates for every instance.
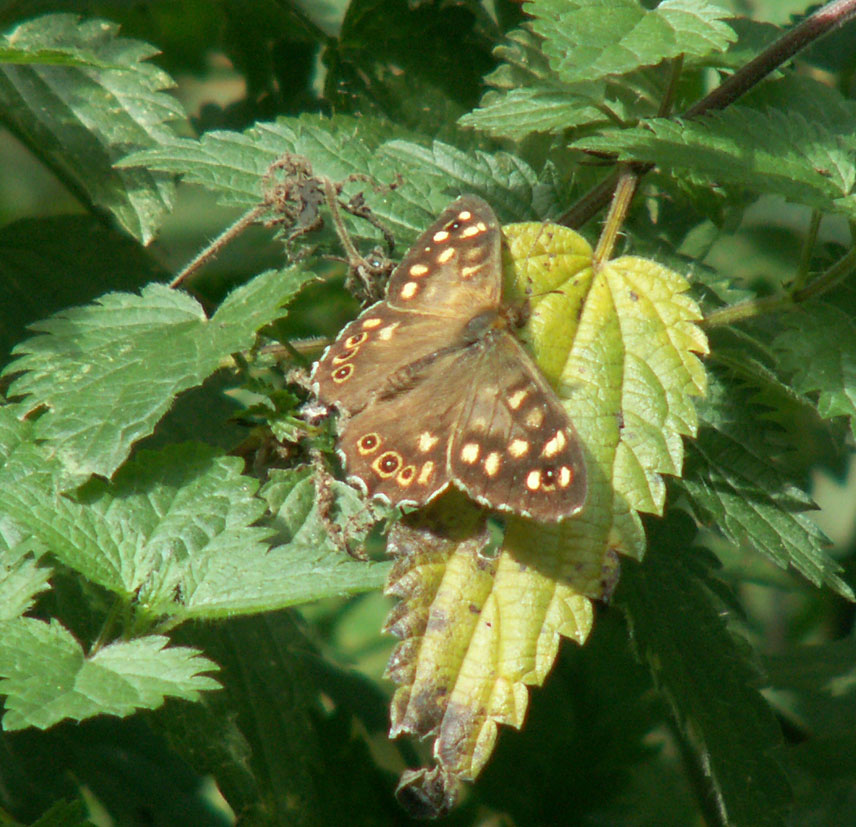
[448,331,587,521]
[312,195,503,415]
[335,346,481,507]
[312,303,463,416]
[385,195,502,315]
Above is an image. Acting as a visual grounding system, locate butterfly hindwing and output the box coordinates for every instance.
[336,346,481,507]
[449,332,587,521]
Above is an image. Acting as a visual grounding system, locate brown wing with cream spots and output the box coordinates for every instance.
[386,195,502,316]
[312,195,503,417]
[336,345,481,508]
[312,303,464,416]
[448,331,587,521]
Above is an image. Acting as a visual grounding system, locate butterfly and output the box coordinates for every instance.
[311,195,586,522]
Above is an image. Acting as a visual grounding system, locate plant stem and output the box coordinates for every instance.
[590,58,682,262]
[593,167,637,267]
[686,0,856,119]
[170,205,267,288]
[793,211,822,293]
[702,245,856,327]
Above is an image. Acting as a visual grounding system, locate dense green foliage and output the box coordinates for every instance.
[0,1,855,824]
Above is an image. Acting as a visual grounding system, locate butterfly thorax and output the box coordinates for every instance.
[461,306,504,343]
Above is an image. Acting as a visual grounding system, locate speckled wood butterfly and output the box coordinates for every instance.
[311,195,586,521]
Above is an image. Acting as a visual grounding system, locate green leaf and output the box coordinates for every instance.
[459,86,609,140]
[787,734,856,825]
[765,638,856,700]
[179,468,388,619]
[0,14,185,244]
[0,409,272,606]
[680,369,852,598]
[0,618,218,731]
[459,23,640,141]
[0,412,386,620]
[60,444,272,608]
[29,799,91,827]
[574,107,856,220]
[774,302,856,437]
[0,46,118,69]
[160,613,402,825]
[4,266,312,485]
[119,114,408,216]
[480,24,556,90]
[0,537,51,622]
[379,139,545,221]
[617,513,792,827]
[764,640,856,822]
[529,0,736,84]
[329,0,495,129]
[0,698,231,824]
[743,72,856,132]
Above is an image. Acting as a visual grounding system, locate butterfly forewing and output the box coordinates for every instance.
[313,305,465,416]
[311,194,588,521]
[386,195,502,315]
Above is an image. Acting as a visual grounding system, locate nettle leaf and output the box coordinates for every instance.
[0,538,50,622]
[774,303,856,438]
[58,445,271,610]
[459,23,643,141]
[459,20,589,140]
[743,73,856,133]
[120,113,548,248]
[330,0,495,126]
[178,468,389,618]
[0,412,54,620]
[119,114,420,245]
[679,370,852,598]
[765,637,856,701]
[480,24,555,90]
[529,0,735,85]
[386,503,595,795]
[459,86,609,140]
[379,139,544,223]
[0,433,269,609]
[28,799,90,827]
[383,220,707,792]
[120,114,400,211]
[0,413,384,622]
[4,266,311,485]
[617,515,792,827]
[574,107,856,221]
[0,13,185,244]
[0,618,218,731]
[160,612,402,824]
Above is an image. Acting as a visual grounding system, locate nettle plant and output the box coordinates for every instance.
[1,1,856,824]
